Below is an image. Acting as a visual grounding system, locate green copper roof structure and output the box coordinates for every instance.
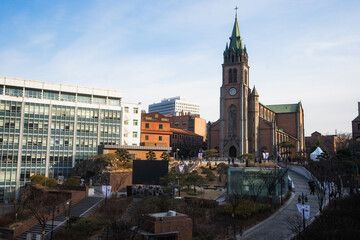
[228,16,244,52]
[252,86,259,96]
[266,104,299,113]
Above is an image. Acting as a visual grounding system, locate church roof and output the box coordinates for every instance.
[266,103,299,113]
[353,116,360,122]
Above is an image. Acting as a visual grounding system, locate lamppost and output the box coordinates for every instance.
[176,148,180,160]
[50,206,60,240]
[298,193,308,231]
[65,201,71,229]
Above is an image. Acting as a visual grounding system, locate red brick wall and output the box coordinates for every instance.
[276,113,297,137]
[208,122,220,150]
[259,121,273,155]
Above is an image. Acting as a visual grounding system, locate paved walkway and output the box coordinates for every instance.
[240,168,319,240]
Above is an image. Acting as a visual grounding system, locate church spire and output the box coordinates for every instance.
[228,15,243,51]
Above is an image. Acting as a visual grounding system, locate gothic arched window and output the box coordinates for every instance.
[228,105,237,137]
[228,69,233,83]
[244,70,248,85]
[233,69,237,83]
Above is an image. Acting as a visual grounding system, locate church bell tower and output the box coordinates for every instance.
[219,15,250,158]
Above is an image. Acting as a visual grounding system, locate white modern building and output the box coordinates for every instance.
[148,96,200,116]
[0,76,141,202]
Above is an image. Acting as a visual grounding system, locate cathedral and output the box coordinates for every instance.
[207,16,305,159]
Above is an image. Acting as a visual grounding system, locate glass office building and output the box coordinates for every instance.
[0,77,141,202]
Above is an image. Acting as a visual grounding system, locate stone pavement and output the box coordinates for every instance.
[239,168,319,240]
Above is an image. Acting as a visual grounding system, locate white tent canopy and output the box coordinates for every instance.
[310,147,323,161]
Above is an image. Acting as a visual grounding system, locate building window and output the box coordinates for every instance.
[145,135,149,140]
[159,136,163,141]
[43,91,59,100]
[93,96,106,104]
[134,107,139,114]
[124,120,129,125]
[182,121,187,125]
[358,124,360,130]
[133,119,138,126]
[60,92,75,102]
[109,98,120,106]
[5,87,22,97]
[228,105,237,137]
[145,123,149,128]
[25,88,41,98]
[132,132,138,138]
[175,121,179,126]
[77,94,91,103]
[159,124,163,129]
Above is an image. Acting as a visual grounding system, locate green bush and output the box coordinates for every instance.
[73,218,105,236]
[63,177,80,187]
[30,175,46,184]
[43,178,58,188]
[222,199,271,219]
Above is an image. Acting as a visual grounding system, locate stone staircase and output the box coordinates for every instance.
[16,197,103,240]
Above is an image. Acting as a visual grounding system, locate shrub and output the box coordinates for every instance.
[72,218,105,236]
[63,177,80,188]
[222,199,271,219]
[30,175,46,184]
[43,178,58,188]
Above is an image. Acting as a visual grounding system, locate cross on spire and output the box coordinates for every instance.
[234,6,238,17]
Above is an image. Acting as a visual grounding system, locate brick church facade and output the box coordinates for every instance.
[207,16,305,159]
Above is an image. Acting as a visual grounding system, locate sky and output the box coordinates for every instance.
[0,0,359,136]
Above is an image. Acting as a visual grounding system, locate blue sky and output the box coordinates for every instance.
[0,0,359,136]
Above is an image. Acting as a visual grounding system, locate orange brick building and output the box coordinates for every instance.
[207,16,305,159]
[170,112,206,141]
[141,112,172,147]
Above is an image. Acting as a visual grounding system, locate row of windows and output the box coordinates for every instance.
[0,119,21,129]
[174,121,187,126]
[144,135,163,141]
[144,123,163,129]
[1,86,121,106]
[124,106,139,114]
[124,119,138,126]
[0,101,22,113]
[124,132,138,138]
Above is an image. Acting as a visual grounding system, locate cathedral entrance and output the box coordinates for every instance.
[229,146,237,158]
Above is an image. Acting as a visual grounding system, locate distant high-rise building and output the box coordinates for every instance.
[148,96,200,116]
[0,76,141,202]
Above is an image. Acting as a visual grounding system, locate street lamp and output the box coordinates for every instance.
[176,148,180,160]
[65,201,72,229]
[298,193,308,231]
[50,206,60,240]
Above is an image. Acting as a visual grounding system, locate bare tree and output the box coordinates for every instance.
[228,171,245,239]
[24,185,67,240]
[245,170,266,202]
[314,183,326,213]
[262,167,288,204]
[287,214,306,240]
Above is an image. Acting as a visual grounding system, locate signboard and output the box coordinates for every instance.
[296,204,310,219]
[102,185,112,198]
